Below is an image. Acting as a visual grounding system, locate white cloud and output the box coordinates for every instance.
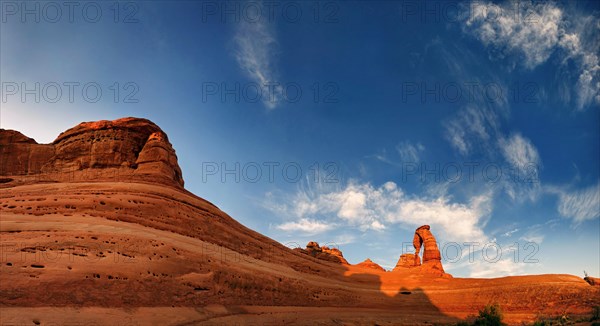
[498,133,542,201]
[444,106,499,156]
[556,183,600,224]
[233,2,281,109]
[444,114,543,202]
[502,228,519,237]
[396,141,425,162]
[520,229,545,244]
[465,2,562,68]
[276,218,334,234]
[331,234,357,245]
[499,133,541,173]
[445,121,469,155]
[463,1,600,110]
[468,256,526,278]
[265,180,491,243]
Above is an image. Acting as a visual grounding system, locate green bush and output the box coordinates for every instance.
[473,303,504,326]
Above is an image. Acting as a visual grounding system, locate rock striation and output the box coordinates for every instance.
[0,117,183,188]
[0,130,55,177]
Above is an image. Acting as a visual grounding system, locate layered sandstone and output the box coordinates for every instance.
[394,253,418,270]
[294,242,349,264]
[0,130,55,176]
[0,118,598,325]
[413,225,442,263]
[392,225,446,276]
[0,117,183,188]
[413,225,445,274]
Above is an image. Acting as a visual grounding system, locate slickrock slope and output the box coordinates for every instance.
[1,118,598,325]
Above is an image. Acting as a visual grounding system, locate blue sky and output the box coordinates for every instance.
[1,0,599,277]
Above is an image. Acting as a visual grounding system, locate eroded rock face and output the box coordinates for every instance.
[413,225,445,275]
[393,225,446,276]
[413,225,442,264]
[0,117,184,188]
[294,242,349,264]
[357,258,386,272]
[0,130,55,176]
[394,253,418,270]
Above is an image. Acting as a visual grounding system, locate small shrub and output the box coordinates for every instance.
[592,306,600,322]
[474,303,504,326]
[531,320,549,326]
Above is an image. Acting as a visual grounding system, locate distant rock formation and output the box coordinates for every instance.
[394,253,418,269]
[0,130,55,177]
[393,225,446,276]
[294,241,349,264]
[413,225,442,265]
[0,117,183,188]
[357,258,386,272]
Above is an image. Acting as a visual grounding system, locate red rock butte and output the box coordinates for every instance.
[0,117,598,325]
[0,117,184,189]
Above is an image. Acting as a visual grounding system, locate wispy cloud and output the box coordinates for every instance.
[444,106,500,156]
[502,228,520,237]
[520,227,545,244]
[498,133,542,201]
[396,141,425,162]
[276,218,335,234]
[331,234,357,246]
[499,133,540,171]
[468,256,527,278]
[233,2,281,109]
[463,1,600,110]
[264,180,491,244]
[444,106,542,201]
[554,183,600,225]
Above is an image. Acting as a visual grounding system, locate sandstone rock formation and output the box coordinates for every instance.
[413,225,442,265]
[1,118,598,325]
[392,225,445,276]
[0,130,55,177]
[357,258,386,272]
[394,253,419,270]
[306,241,321,253]
[294,242,349,264]
[0,117,183,188]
